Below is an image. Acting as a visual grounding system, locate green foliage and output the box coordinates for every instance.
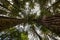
[41,26,50,34]
[0,0,11,10]
[21,32,28,40]
[0,28,28,40]
[0,10,7,15]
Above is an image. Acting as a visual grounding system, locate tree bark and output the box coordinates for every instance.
[0,16,24,31]
[40,13,60,36]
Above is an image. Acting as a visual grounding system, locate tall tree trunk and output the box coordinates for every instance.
[37,0,60,36]
[39,13,60,36]
[0,16,24,31]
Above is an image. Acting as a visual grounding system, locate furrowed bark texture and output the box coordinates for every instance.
[41,14,60,36]
[0,16,24,31]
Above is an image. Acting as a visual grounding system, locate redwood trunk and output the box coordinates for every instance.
[41,14,60,36]
[0,16,24,31]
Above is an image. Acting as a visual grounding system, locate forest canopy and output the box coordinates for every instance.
[0,0,60,40]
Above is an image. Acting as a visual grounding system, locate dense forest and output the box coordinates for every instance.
[0,0,60,40]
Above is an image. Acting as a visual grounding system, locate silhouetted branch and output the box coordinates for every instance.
[31,26,42,40]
